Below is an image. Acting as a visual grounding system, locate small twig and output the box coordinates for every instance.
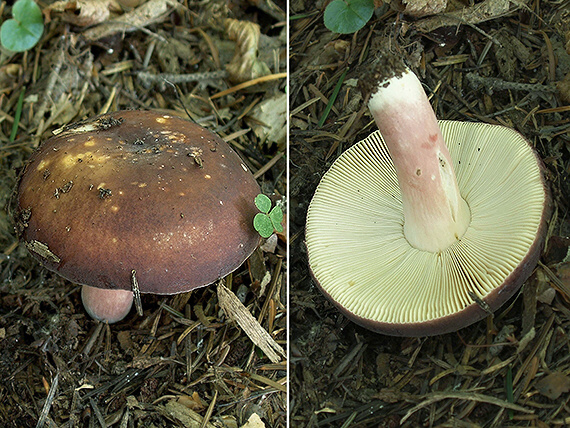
[142,39,156,69]
[466,72,557,95]
[185,334,193,380]
[10,86,25,142]
[254,151,284,179]
[35,373,59,428]
[137,70,229,87]
[162,80,195,123]
[252,0,285,21]
[131,270,143,317]
[333,341,365,378]
[468,290,494,316]
[89,397,108,428]
[539,30,556,82]
[538,260,570,299]
[257,258,283,323]
[401,391,533,424]
[33,48,65,134]
[217,281,286,363]
[199,390,217,428]
[210,72,287,99]
[82,321,104,356]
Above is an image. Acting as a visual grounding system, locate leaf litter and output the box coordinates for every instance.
[0,0,287,426]
[290,0,570,426]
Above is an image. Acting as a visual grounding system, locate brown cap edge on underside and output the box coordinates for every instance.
[306,141,552,337]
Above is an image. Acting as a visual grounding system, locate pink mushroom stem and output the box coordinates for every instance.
[81,285,134,324]
[368,68,471,252]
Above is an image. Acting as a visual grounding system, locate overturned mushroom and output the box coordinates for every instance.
[16,110,261,323]
[306,57,550,336]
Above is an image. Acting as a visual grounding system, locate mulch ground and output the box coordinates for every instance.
[0,0,286,426]
[290,0,570,427]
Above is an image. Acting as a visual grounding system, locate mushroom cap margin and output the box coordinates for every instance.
[305,121,551,336]
[16,110,261,295]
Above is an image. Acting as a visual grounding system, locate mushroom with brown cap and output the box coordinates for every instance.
[16,110,261,323]
[305,57,550,337]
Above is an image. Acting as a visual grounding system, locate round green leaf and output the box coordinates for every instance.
[13,0,43,22]
[269,206,283,233]
[1,0,44,52]
[254,194,272,214]
[253,213,274,238]
[324,0,374,34]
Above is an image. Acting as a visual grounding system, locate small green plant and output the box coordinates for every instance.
[253,194,283,239]
[1,0,44,52]
[324,0,374,34]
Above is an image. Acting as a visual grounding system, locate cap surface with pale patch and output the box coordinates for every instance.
[306,121,549,336]
[16,110,261,296]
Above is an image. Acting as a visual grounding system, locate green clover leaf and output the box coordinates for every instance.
[254,213,275,238]
[1,0,44,52]
[324,0,374,34]
[254,194,272,214]
[269,206,283,233]
[253,194,284,238]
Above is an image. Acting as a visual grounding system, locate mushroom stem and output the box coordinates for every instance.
[81,285,134,324]
[368,68,470,252]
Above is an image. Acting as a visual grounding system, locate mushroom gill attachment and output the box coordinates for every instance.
[306,65,550,337]
[16,110,261,323]
[306,123,549,336]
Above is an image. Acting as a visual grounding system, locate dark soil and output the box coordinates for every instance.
[0,0,287,426]
[290,1,570,427]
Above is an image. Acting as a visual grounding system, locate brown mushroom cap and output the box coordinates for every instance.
[16,110,261,295]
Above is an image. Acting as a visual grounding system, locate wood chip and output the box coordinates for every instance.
[217,282,286,363]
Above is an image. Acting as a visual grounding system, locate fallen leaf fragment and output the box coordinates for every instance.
[176,393,205,411]
[412,0,515,33]
[81,0,176,41]
[247,92,287,148]
[0,64,21,89]
[392,0,447,17]
[536,372,570,400]
[45,0,120,26]
[163,399,217,428]
[241,413,265,428]
[225,18,271,83]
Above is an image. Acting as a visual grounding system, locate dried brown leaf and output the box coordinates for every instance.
[536,372,570,400]
[0,64,21,90]
[247,92,287,148]
[412,0,519,33]
[81,0,176,41]
[225,18,271,83]
[176,393,206,411]
[45,0,120,26]
[392,0,447,17]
